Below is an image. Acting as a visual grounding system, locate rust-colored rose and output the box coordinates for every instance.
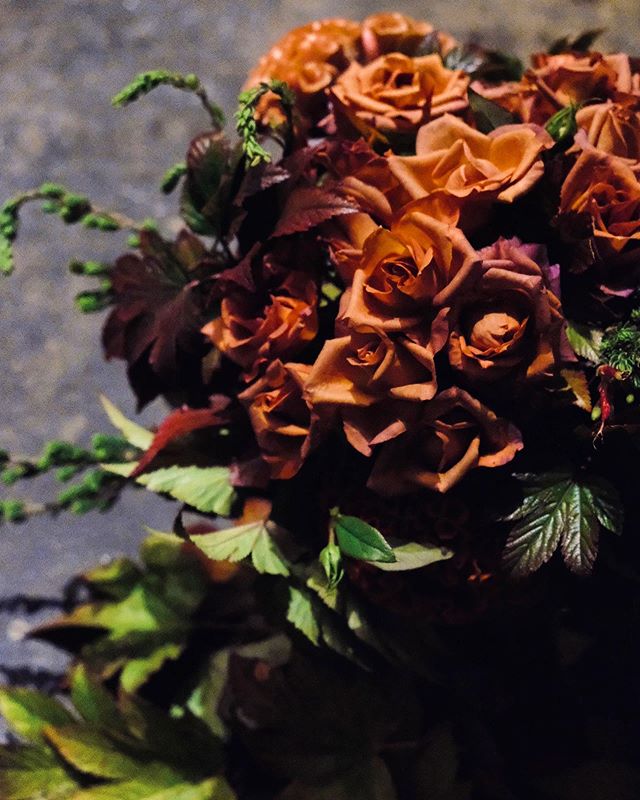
[559,146,640,253]
[239,360,316,480]
[388,115,553,215]
[341,206,478,332]
[573,99,640,164]
[473,52,635,125]
[245,18,361,127]
[360,13,457,61]
[202,271,318,379]
[448,238,569,382]
[330,53,469,141]
[305,325,445,455]
[367,387,523,495]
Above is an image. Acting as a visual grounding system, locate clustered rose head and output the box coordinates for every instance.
[201,15,640,494]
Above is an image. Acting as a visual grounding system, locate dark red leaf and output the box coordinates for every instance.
[131,396,231,477]
[272,186,358,237]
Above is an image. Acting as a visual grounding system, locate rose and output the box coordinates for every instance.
[340,206,478,332]
[305,326,445,454]
[239,360,316,480]
[572,99,640,164]
[360,13,458,61]
[473,52,636,125]
[329,53,469,141]
[367,387,523,495]
[202,270,318,379]
[559,146,640,253]
[245,18,361,127]
[448,238,569,382]
[387,115,553,215]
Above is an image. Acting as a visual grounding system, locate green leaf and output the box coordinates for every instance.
[136,466,236,516]
[0,744,81,799]
[287,587,320,646]
[191,520,290,576]
[365,541,453,572]
[319,542,344,588]
[503,473,624,576]
[72,772,235,800]
[100,396,153,450]
[332,513,396,563]
[44,725,145,780]
[0,688,74,743]
[545,104,579,145]
[565,322,604,364]
[69,665,124,731]
[467,88,519,133]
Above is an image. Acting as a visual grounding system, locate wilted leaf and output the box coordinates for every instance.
[561,368,593,412]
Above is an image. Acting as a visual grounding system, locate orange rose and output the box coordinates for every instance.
[305,325,445,455]
[360,13,458,61]
[387,115,553,214]
[367,387,523,495]
[572,99,640,164]
[245,18,361,127]
[473,52,636,125]
[238,360,317,480]
[340,206,478,332]
[202,271,318,379]
[330,53,469,141]
[448,238,569,382]
[559,147,640,253]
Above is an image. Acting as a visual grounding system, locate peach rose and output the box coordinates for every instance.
[573,99,640,164]
[367,387,523,495]
[387,115,553,214]
[360,13,458,61]
[559,147,640,253]
[202,271,318,379]
[238,360,317,480]
[305,325,446,455]
[330,53,469,141]
[340,206,478,332]
[448,238,569,382]
[474,52,636,125]
[245,18,361,127]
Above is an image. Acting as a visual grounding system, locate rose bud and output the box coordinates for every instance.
[360,13,458,61]
[367,387,523,495]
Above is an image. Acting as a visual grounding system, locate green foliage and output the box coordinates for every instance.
[112,70,225,128]
[100,395,154,450]
[235,79,296,166]
[0,666,233,800]
[319,542,344,588]
[503,473,623,576]
[566,321,604,364]
[34,532,209,691]
[601,309,640,387]
[192,520,290,576]
[546,104,580,146]
[161,161,188,194]
[367,541,454,572]
[287,586,320,645]
[0,498,26,522]
[331,510,396,563]
[136,465,237,516]
[467,88,519,133]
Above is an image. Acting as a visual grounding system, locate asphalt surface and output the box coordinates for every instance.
[1,0,639,698]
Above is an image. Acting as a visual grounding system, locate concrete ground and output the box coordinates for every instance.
[1,0,639,690]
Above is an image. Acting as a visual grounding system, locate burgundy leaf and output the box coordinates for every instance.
[272,187,358,237]
[131,396,231,477]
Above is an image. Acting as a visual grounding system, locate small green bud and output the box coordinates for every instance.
[82,213,119,231]
[127,233,141,248]
[184,73,200,90]
[39,182,66,199]
[626,393,635,404]
[0,499,26,522]
[319,542,344,589]
[1,464,28,485]
[56,465,82,482]
[70,498,97,515]
[74,290,111,313]
[41,200,60,214]
[591,405,602,422]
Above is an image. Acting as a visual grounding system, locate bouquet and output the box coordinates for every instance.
[2,12,640,799]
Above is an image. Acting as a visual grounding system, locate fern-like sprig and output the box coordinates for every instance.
[235,79,296,167]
